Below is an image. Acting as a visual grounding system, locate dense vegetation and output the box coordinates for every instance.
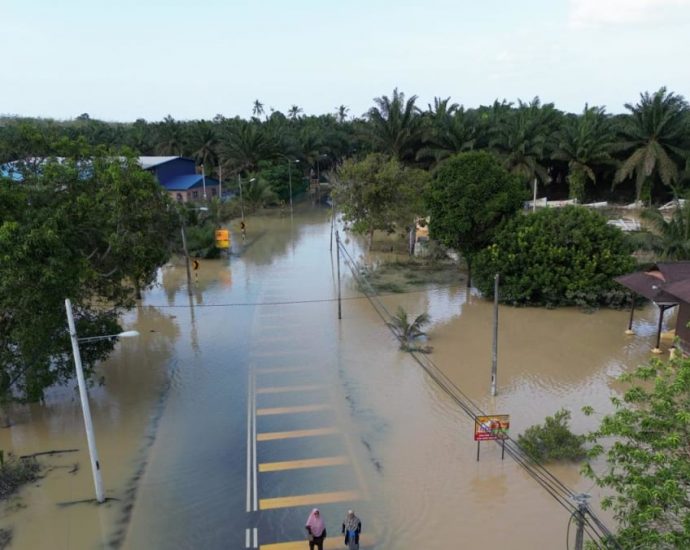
[517,409,586,462]
[2,87,690,204]
[583,355,690,549]
[473,207,636,308]
[426,151,525,286]
[0,152,175,402]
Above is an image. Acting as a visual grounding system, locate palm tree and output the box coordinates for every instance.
[252,99,265,119]
[615,87,690,202]
[365,88,424,162]
[335,105,350,123]
[553,105,614,201]
[490,97,560,186]
[386,306,431,351]
[191,121,219,168]
[417,106,478,166]
[288,105,303,120]
[641,200,690,260]
[156,115,184,155]
[243,178,278,212]
[220,121,276,173]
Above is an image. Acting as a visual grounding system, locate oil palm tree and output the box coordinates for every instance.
[335,105,350,123]
[220,121,276,174]
[365,88,424,162]
[615,87,690,202]
[288,105,303,120]
[490,97,560,186]
[417,106,478,167]
[252,99,265,119]
[191,121,219,168]
[553,105,614,201]
[641,200,690,260]
[243,178,278,212]
[386,306,431,351]
[156,115,184,155]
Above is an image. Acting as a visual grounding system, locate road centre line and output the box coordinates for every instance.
[259,455,349,472]
[256,427,339,441]
[259,490,360,510]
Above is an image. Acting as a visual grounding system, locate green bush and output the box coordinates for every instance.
[474,206,636,308]
[517,409,586,461]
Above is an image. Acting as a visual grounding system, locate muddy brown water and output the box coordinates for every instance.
[0,205,668,549]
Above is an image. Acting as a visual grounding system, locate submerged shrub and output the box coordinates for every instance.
[0,453,40,500]
[474,207,636,308]
[518,409,586,461]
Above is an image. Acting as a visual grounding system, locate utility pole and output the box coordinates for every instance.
[201,164,207,200]
[238,173,245,222]
[336,230,342,320]
[573,493,590,550]
[180,218,193,297]
[218,164,222,201]
[491,273,499,396]
[533,178,537,213]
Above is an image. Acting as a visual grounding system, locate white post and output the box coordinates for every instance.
[238,173,245,222]
[218,164,222,201]
[65,298,105,503]
[288,160,293,216]
[491,273,499,396]
[533,178,537,213]
[201,164,207,200]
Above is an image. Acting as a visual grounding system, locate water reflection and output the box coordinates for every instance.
[0,203,666,549]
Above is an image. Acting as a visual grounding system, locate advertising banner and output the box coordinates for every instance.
[474,415,510,441]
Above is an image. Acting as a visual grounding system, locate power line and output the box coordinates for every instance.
[336,238,618,549]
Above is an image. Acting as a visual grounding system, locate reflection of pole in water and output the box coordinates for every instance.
[188,292,200,354]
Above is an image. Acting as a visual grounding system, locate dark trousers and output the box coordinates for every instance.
[308,534,325,550]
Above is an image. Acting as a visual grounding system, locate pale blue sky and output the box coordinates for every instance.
[1,0,689,121]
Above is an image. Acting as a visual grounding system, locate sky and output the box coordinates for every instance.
[1,0,689,121]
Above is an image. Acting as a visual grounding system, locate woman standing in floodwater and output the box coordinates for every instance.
[342,509,362,549]
[305,508,327,550]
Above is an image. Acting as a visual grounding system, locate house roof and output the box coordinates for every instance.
[138,156,185,169]
[162,174,219,191]
[614,262,690,305]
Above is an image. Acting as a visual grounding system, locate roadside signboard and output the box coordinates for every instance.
[215,229,230,249]
[474,415,510,441]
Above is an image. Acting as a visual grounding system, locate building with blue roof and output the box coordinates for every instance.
[1,155,221,203]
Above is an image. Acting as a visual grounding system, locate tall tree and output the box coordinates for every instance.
[490,97,561,186]
[426,151,526,287]
[365,88,424,162]
[191,121,219,168]
[252,99,265,118]
[0,152,175,402]
[615,87,690,202]
[553,105,614,201]
[288,105,303,120]
[641,200,690,260]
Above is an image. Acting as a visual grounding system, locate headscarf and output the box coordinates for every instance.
[344,509,360,532]
[306,508,325,537]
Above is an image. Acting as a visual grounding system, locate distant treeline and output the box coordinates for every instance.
[2,87,689,203]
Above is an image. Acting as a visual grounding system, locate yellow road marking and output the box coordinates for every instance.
[257,427,338,441]
[254,366,312,375]
[260,534,375,550]
[259,455,349,472]
[256,404,330,416]
[260,490,360,510]
[256,384,324,394]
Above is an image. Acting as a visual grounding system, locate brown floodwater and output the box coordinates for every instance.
[0,204,668,549]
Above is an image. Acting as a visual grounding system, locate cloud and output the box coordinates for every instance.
[569,0,690,27]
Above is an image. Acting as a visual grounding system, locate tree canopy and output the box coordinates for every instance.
[473,206,636,307]
[0,152,175,402]
[584,355,690,548]
[425,151,526,286]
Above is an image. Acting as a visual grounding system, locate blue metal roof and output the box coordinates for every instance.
[162,174,219,191]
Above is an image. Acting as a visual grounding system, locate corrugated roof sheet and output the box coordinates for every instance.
[615,262,690,305]
[138,156,180,169]
[162,175,219,191]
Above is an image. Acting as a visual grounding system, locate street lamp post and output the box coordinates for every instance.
[287,159,299,215]
[65,298,139,503]
[237,176,255,222]
[177,206,208,297]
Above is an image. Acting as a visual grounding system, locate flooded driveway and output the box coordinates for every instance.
[0,205,666,548]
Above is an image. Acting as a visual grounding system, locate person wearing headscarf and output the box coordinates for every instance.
[305,508,327,550]
[341,509,362,549]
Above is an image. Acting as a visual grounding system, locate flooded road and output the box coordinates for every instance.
[0,205,667,548]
